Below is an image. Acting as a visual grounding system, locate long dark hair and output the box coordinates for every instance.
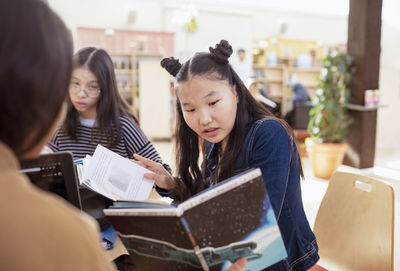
[161,40,302,200]
[63,47,136,148]
[0,0,73,157]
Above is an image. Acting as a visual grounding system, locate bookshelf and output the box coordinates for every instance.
[253,37,324,67]
[111,53,137,115]
[252,37,324,114]
[288,67,321,98]
[110,53,165,119]
[253,64,286,99]
[110,53,174,139]
[252,64,321,115]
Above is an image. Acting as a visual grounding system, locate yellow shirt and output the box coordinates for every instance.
[0,143,116,271]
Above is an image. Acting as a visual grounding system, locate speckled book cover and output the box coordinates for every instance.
[105,168,287,271]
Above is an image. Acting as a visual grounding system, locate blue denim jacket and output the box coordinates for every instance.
[206,118,319,271]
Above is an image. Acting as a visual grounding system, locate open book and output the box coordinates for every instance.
[104,168,287,271]
[75,144,154,201]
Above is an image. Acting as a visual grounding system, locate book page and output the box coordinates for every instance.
[74,155,91,185]
[85,144,154,201]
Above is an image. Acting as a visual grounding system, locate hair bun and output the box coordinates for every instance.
[160,57,181,77]
[209,40,233,64]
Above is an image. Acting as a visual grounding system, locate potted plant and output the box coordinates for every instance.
[306,50,355,179]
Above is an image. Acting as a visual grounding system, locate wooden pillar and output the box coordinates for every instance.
[344,0,382,168]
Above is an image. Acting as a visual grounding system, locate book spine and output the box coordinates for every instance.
[180,217,210,271]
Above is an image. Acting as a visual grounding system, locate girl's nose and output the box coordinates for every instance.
[199,109,212,125]
[77,88,87,98]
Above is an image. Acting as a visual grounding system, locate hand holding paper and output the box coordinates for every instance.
[133,153,176,190]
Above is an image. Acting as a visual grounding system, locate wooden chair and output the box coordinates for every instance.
[312,171,395,271]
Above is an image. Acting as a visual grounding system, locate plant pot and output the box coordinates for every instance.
[306,141,348,180]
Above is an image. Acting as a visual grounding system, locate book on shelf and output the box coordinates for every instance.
[104,168,287,271]
[75,144,154,202]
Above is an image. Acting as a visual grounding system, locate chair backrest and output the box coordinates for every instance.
[293,101,312,130]
[313,171,394,271]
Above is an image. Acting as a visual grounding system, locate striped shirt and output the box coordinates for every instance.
[48,116,169,231]
[48,116,163,164]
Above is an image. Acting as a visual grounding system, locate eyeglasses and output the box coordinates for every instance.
[69,82,100,98]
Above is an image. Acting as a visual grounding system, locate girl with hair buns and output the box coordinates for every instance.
[135,40,319,270]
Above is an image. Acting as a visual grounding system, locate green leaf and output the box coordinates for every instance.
[307,49,354,143]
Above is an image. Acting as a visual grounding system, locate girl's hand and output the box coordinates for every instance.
[133,154,176,190]
[227,258,247,271]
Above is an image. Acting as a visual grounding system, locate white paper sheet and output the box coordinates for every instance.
[84,144,154,201]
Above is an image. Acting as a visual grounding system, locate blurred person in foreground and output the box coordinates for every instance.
[0,0,246,270]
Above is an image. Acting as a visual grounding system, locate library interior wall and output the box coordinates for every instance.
[162,8,253,60]
[48,0,400,156]
[377,24,400,152]
[48,0,348,57]
[251,9,348,45]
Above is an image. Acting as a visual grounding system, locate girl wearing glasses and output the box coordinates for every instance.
[48,47,169,264]
[49,47,164,165]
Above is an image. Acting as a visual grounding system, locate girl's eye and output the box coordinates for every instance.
[71,82,80,88]
[209,99,220,106]
[185,109,195,113]
[88,85,99,90]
